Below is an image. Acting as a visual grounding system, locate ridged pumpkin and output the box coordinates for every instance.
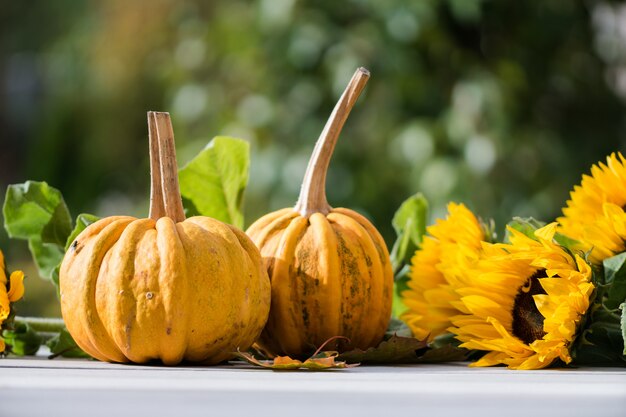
[60,112,270,365]
[247,68,393,357]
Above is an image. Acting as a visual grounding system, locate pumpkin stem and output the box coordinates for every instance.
[294,67,370,217]
[148,111,186,223]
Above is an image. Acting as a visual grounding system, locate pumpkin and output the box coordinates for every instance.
[60,112,271,365]
[246,68,393,357]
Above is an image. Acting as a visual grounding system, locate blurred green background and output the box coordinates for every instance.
[1,0,625,317]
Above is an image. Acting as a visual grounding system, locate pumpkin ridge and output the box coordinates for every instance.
[154,217,188,365]
[77,217,135,362]
[328,214,374,348]
[173,218,223,362]
[102,218,155,362]
[61,216,135,362]
[250,209,299,249]
[308,213,342,345]
[265,216,308,354]
[223,225,270,354]
[245,208,294,238]
[227,226,271,325]
[336,209,393,342]
[328,212,387,347]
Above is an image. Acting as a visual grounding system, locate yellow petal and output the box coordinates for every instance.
[534,223,558,242]
[0,287,9,321]
[0,250,6,286]
[7,271,25,302]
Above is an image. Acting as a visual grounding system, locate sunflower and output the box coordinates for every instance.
[450,223,594,369]
[401,203,486,341]
[558,152,626,264]
[0,250,25,353]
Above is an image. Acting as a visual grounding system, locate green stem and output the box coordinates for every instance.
[15,316,65,333]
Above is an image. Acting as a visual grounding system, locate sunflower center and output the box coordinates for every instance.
[512,269,547,345]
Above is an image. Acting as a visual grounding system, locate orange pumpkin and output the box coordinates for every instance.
[247,68,393,357]
[60,112,270,365]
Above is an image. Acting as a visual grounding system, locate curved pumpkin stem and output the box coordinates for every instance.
[294,67,370,218]
[148,111,186,223]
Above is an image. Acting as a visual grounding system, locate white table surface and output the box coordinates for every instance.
[1,356,625,417]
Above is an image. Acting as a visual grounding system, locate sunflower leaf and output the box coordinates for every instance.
[390,193,428,272]
[385,317,413,338]
[337,335,428,364]
[505,217,545,242]
[602,252,626,310]
[178,136,249,228]
[392,268,410,317]
[619,302,626,355]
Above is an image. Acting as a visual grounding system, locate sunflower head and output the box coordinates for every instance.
[401,203,486,341]
[558,152,626,264]
[450,223,594,369]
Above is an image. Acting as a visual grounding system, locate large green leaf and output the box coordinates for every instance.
[28,239,64,283]
[178,137,249,228]
[390,193,428,272]
[603,253,626,310]
[3,181,72,246]
[3,182,73,284]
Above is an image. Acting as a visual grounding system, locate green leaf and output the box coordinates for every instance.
[2,323,43,356]
[603,253,626,310]
[28,238,64,283]
[65,213,100,250]
[392,272,410,318]
[385,317,413,338]
[573,323,626,365]
[505,217,545,242]
[553,232,581,252]
[46,328,90,359]
[390,193,428,272]
[337,335,428,364]
[3,181,72,246]
[179,137,249,228]
[619,303,626,356]
[412,345,468,363]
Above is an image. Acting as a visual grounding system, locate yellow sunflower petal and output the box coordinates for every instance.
[401,203,486,341]
[558,152,626,263]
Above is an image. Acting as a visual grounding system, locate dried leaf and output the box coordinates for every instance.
[234,350,357,370]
